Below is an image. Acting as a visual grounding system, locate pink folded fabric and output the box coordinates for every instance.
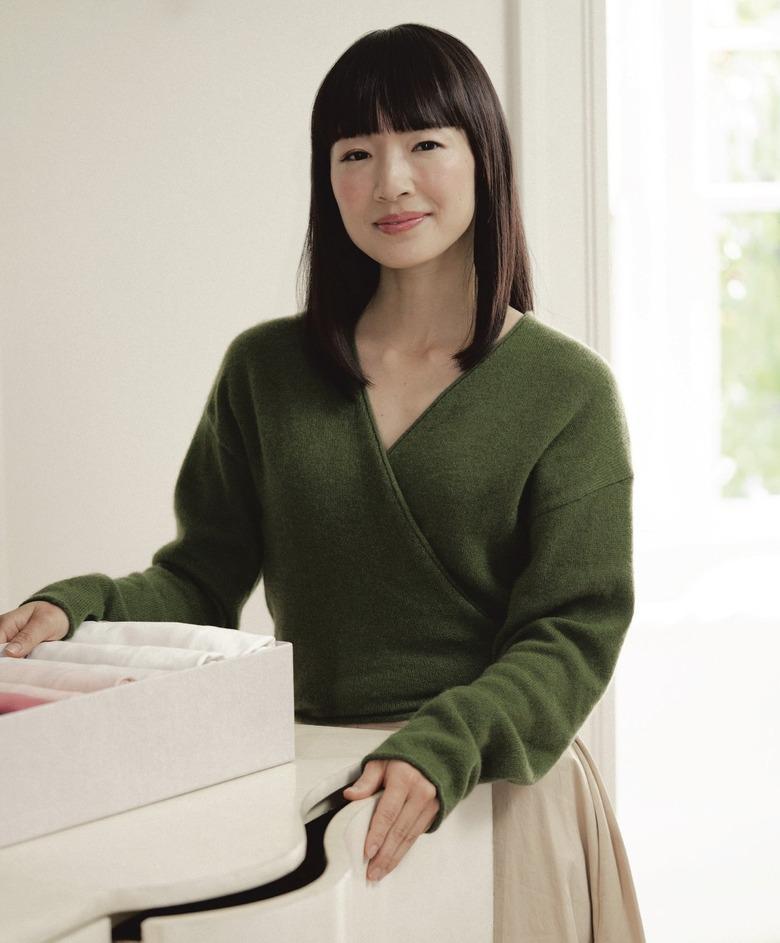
[0,680,79,701]
[28,640,223,671]
[73,620,275,657]
[0,657,149,693]
[0,691,58,714]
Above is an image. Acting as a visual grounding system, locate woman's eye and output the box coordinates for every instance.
[415,140,442,152]
[341,141,442,162]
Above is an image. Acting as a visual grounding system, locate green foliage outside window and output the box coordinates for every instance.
[718,212,780,496]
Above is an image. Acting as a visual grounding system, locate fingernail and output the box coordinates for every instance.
[369,868,384,882]
[367,842,379,859]
[5,643,21,654]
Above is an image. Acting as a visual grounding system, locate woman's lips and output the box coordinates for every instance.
[375,214,430,234]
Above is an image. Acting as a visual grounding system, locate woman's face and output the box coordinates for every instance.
[329,125,476,269]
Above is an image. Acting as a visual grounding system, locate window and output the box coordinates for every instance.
[607,1,780,940]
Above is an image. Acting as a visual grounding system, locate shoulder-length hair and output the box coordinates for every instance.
[295,23,535,400]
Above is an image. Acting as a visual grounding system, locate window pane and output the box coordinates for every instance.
[718,211,780,497]
[707,0,780,29]
[707,50,780,182]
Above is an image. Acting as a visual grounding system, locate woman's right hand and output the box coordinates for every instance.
[0,601,70,658]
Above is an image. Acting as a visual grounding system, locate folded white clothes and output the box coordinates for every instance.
[0,657,159,693]
[0,679,79,701]
[72,620,275,658]
[28,640,224,671]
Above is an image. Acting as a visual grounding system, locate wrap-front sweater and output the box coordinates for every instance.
[21,309,635,833]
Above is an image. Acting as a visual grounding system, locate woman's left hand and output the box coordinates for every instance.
[343,758,440,883]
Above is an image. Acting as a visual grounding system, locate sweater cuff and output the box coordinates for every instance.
[18,595,80,641]
[19,577,108,641]
[359,738,455,834]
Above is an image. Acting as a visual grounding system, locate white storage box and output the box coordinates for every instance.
[0,622,295,849]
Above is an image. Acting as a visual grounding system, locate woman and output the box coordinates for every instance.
[2,23,645,942]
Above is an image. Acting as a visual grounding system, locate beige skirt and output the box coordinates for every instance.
[343,719,647,943]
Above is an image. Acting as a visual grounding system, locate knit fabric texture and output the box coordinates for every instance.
[20,310,635,834]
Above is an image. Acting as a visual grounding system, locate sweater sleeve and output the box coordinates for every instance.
[18,340,264,640]
[357,359,635,834]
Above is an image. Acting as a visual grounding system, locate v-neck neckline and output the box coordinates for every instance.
[352,311,532,460]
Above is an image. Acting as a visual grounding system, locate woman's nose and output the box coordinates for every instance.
[373,155,414,202]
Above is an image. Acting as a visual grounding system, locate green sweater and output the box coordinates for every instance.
[20,310,634,834]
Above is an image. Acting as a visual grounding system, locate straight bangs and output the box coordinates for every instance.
[314,29,472,151]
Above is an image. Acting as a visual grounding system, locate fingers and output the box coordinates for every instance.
[365,790,436,883]
[362,761,439,882]
[342,758,440,883]
[343,759,386,802]
[0,601,69,658]
[0,605,31,654]
[372,801,439,881]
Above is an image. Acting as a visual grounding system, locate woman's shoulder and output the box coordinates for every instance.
[206,314,307,404]
[226,312,303,361]
[518,310,622,401]
[210,314,305,386]
[517,313,633,495]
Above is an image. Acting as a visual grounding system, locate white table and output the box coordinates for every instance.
[1,723,493,943]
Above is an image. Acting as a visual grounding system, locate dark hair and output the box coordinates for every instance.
[295,23,534,399]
